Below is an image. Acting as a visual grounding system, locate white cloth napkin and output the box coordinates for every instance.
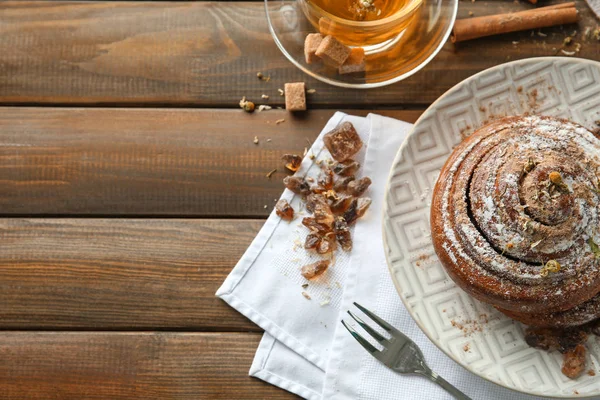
[217,113,541,400]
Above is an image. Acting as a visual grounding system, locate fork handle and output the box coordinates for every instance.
[419,370,472,400]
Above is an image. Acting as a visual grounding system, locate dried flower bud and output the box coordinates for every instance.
[589,238,600,259]
[239,97,255,113]
[524,158,537,173]
[540,260,561,277]
[549,171,563,185]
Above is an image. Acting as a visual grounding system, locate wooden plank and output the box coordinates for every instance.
[0,107,422,217]
[0,218,267,331]
[0,1,594,107]
[0,332,297,399]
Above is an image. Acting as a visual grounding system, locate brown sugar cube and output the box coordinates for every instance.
[323,121,363,161]
[339,47,365,75]
[315,35,351,68]
[284,82,306,111]
[318,17,335,36]
[304,33,324,64]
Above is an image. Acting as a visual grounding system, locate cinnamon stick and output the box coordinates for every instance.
[511,2,575,14]
[452,3,578,43]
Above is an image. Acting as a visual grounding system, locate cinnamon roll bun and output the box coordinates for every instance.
[431,115,600,328]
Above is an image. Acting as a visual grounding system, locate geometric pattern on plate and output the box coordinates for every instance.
[383,58,600,398]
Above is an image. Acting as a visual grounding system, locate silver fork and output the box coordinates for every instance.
[342,302,472,400]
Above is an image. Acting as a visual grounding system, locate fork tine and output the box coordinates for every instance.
[347,311,388,344]
[341,320,379,354]
[353,302,397,334]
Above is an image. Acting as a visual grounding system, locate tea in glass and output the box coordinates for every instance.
[300,0,423,47]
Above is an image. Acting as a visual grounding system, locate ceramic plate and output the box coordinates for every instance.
[382,57,600,398]
[585,0,600,20]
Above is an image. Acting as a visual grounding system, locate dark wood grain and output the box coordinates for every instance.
[0,107,422,217]
[0,218,266,331]
[0,332,297,399]
[0,1,594,107]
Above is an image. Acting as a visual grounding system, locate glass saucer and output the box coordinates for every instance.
[264,0,457,88]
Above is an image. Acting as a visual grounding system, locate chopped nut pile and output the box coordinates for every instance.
[275,121,370,280]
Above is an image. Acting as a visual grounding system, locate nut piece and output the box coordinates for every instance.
[562,344,586,379]
[347,177,371,196]
[301,260,330,279]
[282,154,302,172]
[304,233,321,250]
[343,197,371,225]
[283,176,311,195]
[313,200,334,229]
[317,233,337,254]
[284,82,307,112]
[339,47,366,75]
[302,217,331,234]
[315,35,351,67]
[317,166,334,190]
[332,160,360,176]
[330,193,353,214]
[323,121,363,161]
[333,176,355,192]
[306,193,328,214]
[334,216,352,251]
[304,33,324,64]
[275,199,294,220]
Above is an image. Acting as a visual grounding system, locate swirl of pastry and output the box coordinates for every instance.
[499,291,600,328]
[431,116,600,316]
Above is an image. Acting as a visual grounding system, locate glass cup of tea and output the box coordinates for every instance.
[298,0,424,47]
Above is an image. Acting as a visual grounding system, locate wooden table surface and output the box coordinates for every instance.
[1,1,599,398]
